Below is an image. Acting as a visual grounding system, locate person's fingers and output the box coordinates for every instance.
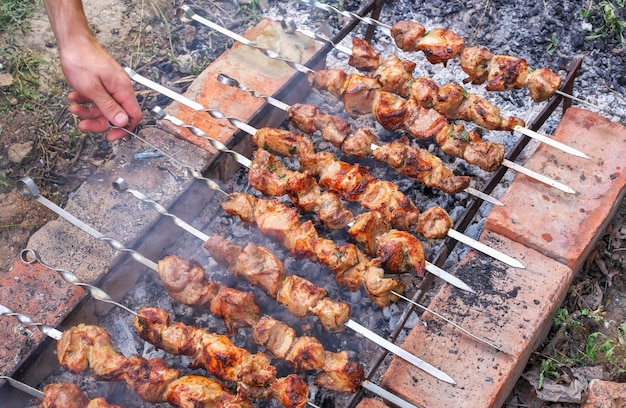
[68,103,102,120]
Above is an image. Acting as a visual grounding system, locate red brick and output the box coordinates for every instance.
[356,397,389,408]
[381,231,572,407]
[582,379,626,407]
[0,260,84,376]
[485,108,626,270]
[163,19,323,153]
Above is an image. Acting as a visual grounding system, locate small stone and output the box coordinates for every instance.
[0,72,13,88]
[7,141,34,164]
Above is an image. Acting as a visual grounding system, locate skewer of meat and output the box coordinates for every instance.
[294,0,626,121]
[0,305,252,408]
[305,67,576,193]
[145,107,476,291]
[16,180,455,388]
[121,69,524,269]
[111,177,508,354]
[299,36,586,159]
[154,17,578,193]
[0,377,124,408]
[18,249,436,406]
[216,73,501,206]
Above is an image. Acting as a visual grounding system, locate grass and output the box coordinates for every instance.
[580,0,626,46]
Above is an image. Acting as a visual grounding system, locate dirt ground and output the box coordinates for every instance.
[0,0,625,406]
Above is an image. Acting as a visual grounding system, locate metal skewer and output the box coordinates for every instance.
[124,68,525,269]
[16,176,455,386]
[288,27,589,160]
[0,376,45,400]
[112,178,503,354]
[18,249,424,406]
[171,14,579,194]
[145,107,476,293]
[295,0,623,122]
[215,72,503,206]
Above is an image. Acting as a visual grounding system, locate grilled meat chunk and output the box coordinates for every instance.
[221,194,405,307]
[342,128,376,159]
[205,235,284,298]
[307,68,347,98]
[460,46,494,85]
[416,206,454,240]
[486,54,529,91]
[288,104,352,147]
[348,37,382,72]
[135,308,275,387]
[390,20,426,52]
[417,28,464,65]
[373,54,416,98]
[343,74,381,117]
[165,375,251,408]
[372,137,470,193]
[41,383,124,408]
[525,67,562,102]
[157,255,260,332]
[253,316,364,393]
[376,230,426,277]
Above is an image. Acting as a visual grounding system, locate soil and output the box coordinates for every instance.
[0,0,625,406]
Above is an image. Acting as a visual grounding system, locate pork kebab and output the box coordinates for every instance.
[217,73,502,205]
[0,377,123,408]
[294,0,564,102]
[0,305,254,408]
[16,179,456,388]
[298,35,585,159]
[160,17,578,191]
[144,107,502,286]
[21,248,440,406]
[123,69,524,268]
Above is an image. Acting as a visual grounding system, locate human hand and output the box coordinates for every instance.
[59,36,142,141]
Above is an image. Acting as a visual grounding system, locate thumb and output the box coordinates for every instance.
[90,89,130,128]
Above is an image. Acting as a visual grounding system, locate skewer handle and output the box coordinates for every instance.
[16,177,159,271]
[177,5,313,74]
[0,304,62,340]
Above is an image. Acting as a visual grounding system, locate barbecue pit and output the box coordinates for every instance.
[1,1,626,407]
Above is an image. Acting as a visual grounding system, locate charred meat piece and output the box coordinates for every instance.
[373,90,408,131]
[134,308,275,387]
[460,46,495,85]
[221,193,405,307]
[287,104,352,147]
[253,316,364,393]
[157,255,260,332]
[417,28,464,65]
[416,206,454,240]
[308,68,347,99]
[390,20,426,52]
[360,180,420,231]
[277,275,328,317]
[373,54,416,98]
[376,230,426,277]
[318,161,376,202]
[249,149,353,229]
[343,74,381,117]
[409,76,440,108]
[342,128,376,159]
[348,37,382,71]
[165,375,251,408]
[371,136,470,193]
[403,99,449,140]
[486,55,529,91]
[526,67,562,102]
[348,211,391,257]
[41,383,123,408]
[204,235,284,298]
[253,128,314,158]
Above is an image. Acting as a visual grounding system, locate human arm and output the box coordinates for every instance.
[43,0,142,141]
